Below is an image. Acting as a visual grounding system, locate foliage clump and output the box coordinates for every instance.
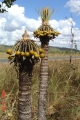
[6,30,45,69]
[33,7,60,39]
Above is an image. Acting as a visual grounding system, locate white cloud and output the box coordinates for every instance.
[0,4,80,50]
[25,18,41,32]
[49,20,59,29]
[49,17,80,49]
[59,18,76,28]
[65,0,80,15]
[8,4,25,16]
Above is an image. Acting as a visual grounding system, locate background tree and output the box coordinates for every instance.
[0,0,16,13]
[33,7,60,120]
[6,30,41,120]
[66,16,77,63]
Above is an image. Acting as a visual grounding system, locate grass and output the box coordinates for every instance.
[0,63,18,120]
[0,52,8,59]
[47,60,80,120]
[0,60,80,120]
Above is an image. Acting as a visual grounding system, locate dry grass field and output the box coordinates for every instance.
[0,59,80,120]
[0,52,8,59]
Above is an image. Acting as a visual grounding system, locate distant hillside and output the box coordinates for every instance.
[0,44,79,53]
[49,46,80,54]
[0,45,13,52]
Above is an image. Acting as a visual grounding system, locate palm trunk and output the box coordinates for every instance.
[18,59,34,120]
[38,38,49,120]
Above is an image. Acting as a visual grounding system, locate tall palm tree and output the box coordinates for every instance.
[7,30,40,120]
[33,7,60,120]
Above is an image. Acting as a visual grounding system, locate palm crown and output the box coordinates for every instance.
[33,7,60,40]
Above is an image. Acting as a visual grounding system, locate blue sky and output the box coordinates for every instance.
[0,0,80,49]
[14,0,80,28]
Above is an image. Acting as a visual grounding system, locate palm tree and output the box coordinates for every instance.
[7,30,40,120]
[33,7,60,120]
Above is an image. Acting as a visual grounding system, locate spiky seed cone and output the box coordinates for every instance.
[24,52,30,57]
[7,30,40,65]
[21,52,25,56]
[39,48,44,53]
[40,53,45,58]
[29,50,34,55]
[8,55,13,60]
[13,31,39,55]
[6,49,12,55]
[34,53,39,58]
[33,7,60,39]
[15,51,21,56]
[33,52,38,55]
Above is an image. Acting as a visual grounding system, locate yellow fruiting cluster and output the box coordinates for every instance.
[33,30,60,38]
[6,49,12,55]
[6,48,45,61]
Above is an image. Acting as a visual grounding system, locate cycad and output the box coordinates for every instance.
[6,30,41,120]
[34,7,60,39]
[33,7,60,120]
[9,30,40,66]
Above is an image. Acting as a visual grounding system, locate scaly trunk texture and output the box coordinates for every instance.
[18,72,31,120]
[38,37,49,120]
[18,59,34,120]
